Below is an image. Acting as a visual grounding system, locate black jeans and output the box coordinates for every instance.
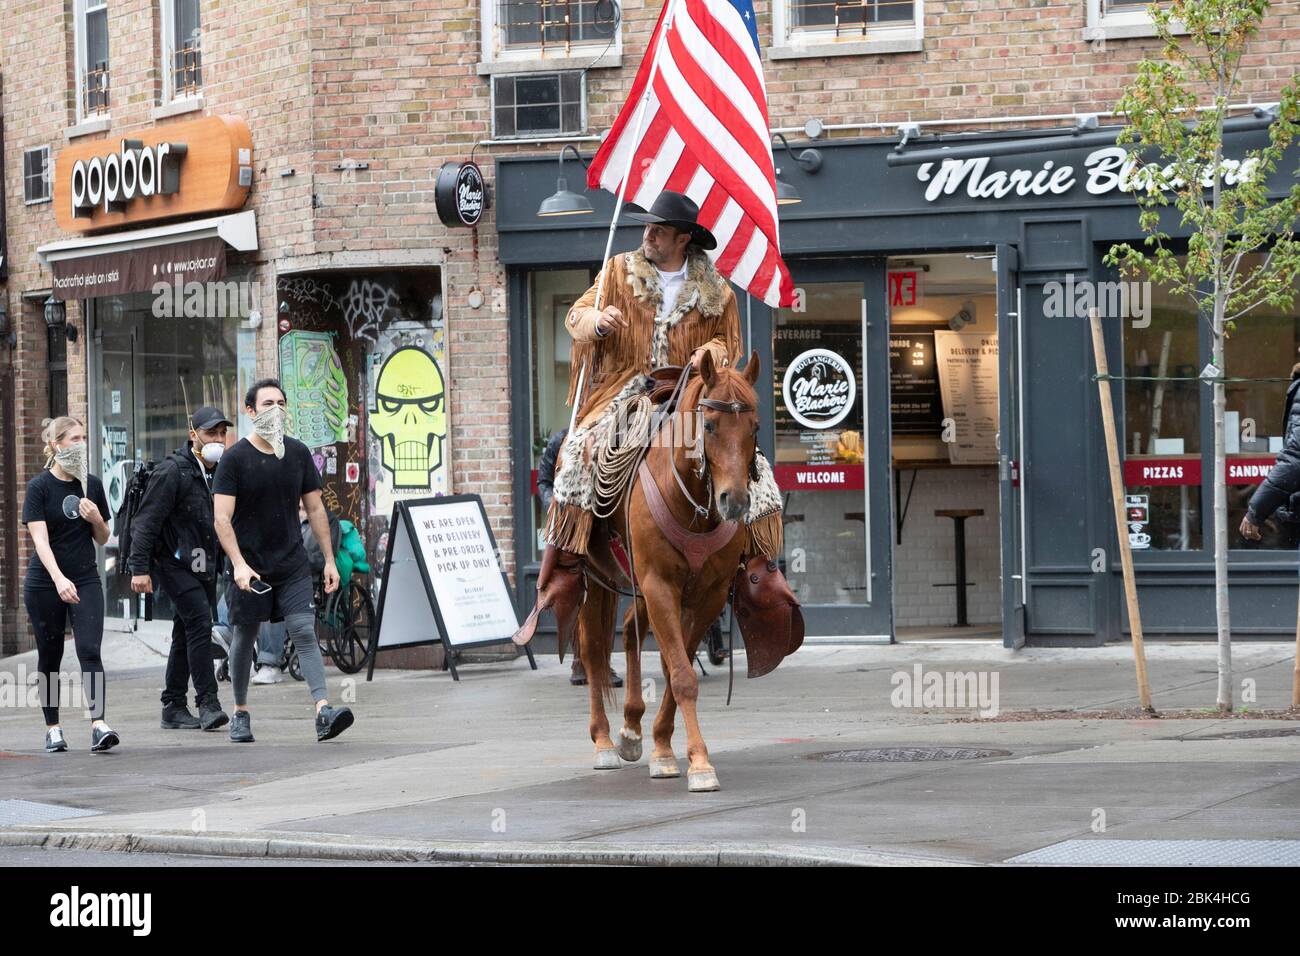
[23,579,106,724]
[154,563,219,708]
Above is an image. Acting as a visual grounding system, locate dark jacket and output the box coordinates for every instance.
[536,429,567,513]
[126,446,219,579]
[1248,375,1300,524]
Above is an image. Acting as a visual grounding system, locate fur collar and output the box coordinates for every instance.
[624,249,728,322]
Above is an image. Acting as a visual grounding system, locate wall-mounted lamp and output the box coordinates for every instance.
[771,133,823,206]
[43,295,76,343]
[537,144,594,217]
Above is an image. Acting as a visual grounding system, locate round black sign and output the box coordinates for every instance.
[435,161,485,227]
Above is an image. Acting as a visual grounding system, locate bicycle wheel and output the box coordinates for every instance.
[329,581,375,674]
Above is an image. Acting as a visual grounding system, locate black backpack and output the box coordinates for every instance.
[114,459,160,576]
[302,508,342,574]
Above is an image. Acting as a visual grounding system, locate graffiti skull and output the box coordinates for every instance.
[370,346,447,489]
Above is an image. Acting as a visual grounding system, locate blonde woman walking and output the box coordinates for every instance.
[22,416,119,753]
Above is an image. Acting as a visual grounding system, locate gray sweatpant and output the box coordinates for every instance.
[229,612,327,706]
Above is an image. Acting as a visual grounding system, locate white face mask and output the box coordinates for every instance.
[200,442,225,465]
[54,441,88,485]
[253,405,288,459]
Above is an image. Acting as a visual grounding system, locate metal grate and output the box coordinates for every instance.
[1008,840,1300,866]
[0,800,101,827]
[813,747,1011,762]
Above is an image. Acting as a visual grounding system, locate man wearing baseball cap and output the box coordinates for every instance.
[127,405,234,732]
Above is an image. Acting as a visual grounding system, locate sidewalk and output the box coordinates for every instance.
[1,636,1297,866]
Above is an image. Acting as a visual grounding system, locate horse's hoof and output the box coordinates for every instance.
[594,748,621,770]
[616,729,642,763]
[688,769,720,793]
[649,756,680,778]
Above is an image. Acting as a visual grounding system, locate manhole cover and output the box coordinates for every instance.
[813,747,1011,762]
[0,800,100,827]
[1195,727,1300,740]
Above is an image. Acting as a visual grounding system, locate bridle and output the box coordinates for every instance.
[668,387,757,527]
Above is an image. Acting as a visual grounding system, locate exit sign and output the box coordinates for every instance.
[889,270,921,307]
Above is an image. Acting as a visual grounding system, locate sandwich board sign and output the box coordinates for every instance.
[366,494,535,681]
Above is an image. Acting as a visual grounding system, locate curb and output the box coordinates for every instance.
[0,828,967,867]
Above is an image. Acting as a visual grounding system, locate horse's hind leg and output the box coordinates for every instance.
[580,586,620,770]
[617,598,648,763]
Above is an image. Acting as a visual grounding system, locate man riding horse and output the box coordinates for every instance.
[513,190,798,662]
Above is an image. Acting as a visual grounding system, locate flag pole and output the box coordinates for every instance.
[592,0,683,315]
[569,0,684,437]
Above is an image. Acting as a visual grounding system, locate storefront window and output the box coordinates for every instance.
[92,270,257,622]
[1123,259,1203,550]
[528,268,593,561]
[773,281,867,605]
[1225,253,1300,550]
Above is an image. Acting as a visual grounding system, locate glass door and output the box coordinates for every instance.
[766,260,892,638]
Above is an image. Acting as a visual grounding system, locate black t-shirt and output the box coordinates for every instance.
[212,436,323,586]
[22,471,110,589]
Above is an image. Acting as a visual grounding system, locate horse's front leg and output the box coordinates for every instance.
[642,574,719,792]
[649,650,680,778]
[617,598,648,763]
[579,587,620,770]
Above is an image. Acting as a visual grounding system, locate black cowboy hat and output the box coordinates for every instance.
[624,190,717,251]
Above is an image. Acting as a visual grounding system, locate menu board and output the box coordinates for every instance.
[889,329,943,435]
[933,330,1000,465]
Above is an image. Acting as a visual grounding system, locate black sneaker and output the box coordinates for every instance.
[90,724,120,752]
[160,703,201,730]
[315,705,354,742]
[198,698,230,732]
[44,728,67,753]
[610,670,624,688]
[229,710,254,743]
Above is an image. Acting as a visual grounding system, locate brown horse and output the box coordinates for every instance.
[578,349,762,793]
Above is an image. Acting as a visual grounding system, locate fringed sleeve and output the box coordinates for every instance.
[719,289,744,365]
[564,257,615,407]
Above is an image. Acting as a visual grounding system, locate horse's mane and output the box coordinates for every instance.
[682,363,757,410]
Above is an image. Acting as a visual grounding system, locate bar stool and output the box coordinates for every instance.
[934,509,983,626]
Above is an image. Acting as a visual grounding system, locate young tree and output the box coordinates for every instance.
[1105,0,1300,711]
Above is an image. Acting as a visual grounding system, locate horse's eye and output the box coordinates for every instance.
[704,421,716,434]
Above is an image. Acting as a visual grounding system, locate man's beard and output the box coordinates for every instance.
[642,241,662,264]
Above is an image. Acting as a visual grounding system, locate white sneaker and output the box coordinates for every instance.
[251,666,283,685]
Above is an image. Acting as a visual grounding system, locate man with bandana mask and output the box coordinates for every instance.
[127,406,233,733]
[213,378,355,743]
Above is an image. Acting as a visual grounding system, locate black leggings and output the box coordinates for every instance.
[23,580,106,724]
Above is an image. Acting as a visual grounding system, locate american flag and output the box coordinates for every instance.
[587,0,796,308]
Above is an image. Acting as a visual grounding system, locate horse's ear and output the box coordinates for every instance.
[742,349,761,386]
[699,348,718,387]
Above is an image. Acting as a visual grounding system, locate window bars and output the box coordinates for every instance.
[83,62,110,117]
[500,0,604,54]
[172,42,201,97]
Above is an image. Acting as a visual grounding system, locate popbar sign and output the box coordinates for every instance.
[71,139,187,218]
[54,115,253,233]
